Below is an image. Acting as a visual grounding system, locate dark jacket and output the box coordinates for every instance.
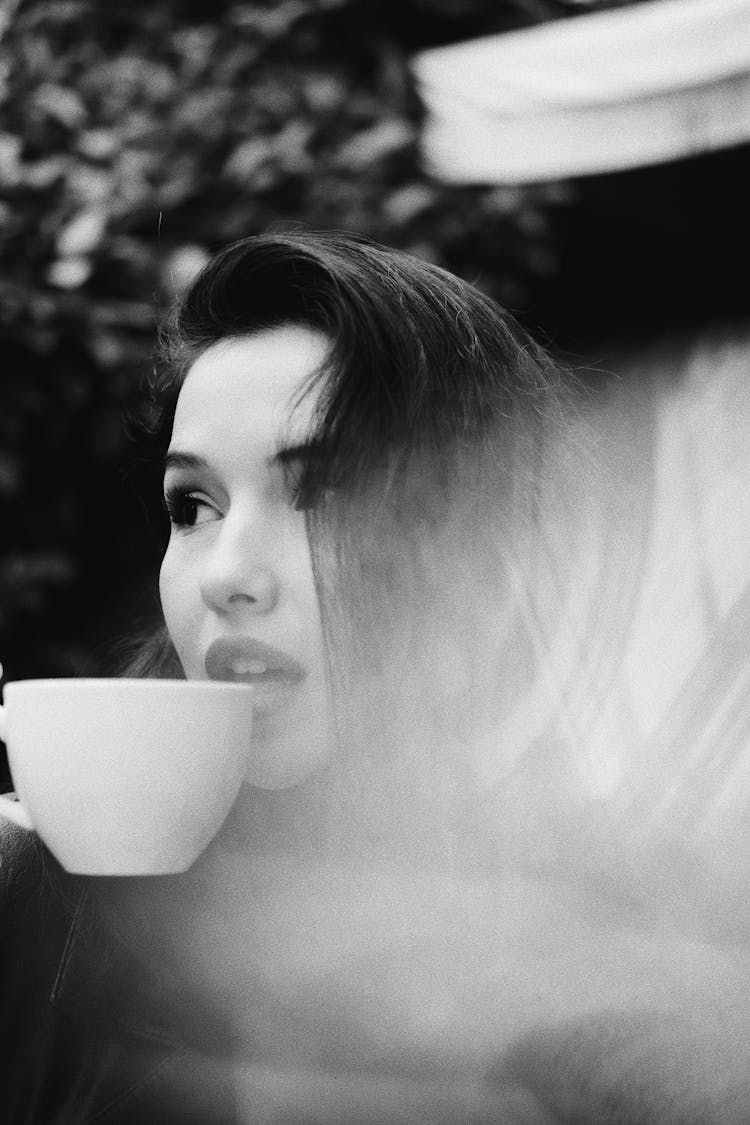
[0,822,237,1124]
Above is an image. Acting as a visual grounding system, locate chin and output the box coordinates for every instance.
[243,723,333,790]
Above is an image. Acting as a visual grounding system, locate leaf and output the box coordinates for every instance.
[66,165,112,206]
[56,207,108,256]
[0,133,22,186]
[32,83,87,129]
[46,257,92,289]
[334,119,416,170]
[76,128,120,161]
[385,184,439,224]
[223,137,275,180]
[22,156,67,190]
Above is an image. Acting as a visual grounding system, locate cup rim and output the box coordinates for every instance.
[3,677,254,693]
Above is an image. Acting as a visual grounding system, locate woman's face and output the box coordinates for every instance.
[159,324,334,789]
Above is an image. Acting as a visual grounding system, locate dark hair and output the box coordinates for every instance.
[150,229,563,497]
[137,230,572,744]
[130,228,580,847]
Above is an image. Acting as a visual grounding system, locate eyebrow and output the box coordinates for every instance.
[272,440,328,467]
[163,451,210,474]
[163,441,327,475]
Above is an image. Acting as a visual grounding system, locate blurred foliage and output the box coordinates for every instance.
[0,0,570,682]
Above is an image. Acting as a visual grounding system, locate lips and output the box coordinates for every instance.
[205,637,306,704]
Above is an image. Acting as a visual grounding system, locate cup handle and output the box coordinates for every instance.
[0,702,34,830]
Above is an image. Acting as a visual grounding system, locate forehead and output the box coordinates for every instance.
[171,325,330,447]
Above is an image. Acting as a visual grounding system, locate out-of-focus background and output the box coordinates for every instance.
[1,0,749,719]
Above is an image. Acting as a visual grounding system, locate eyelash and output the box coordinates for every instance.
[163,486,216,529]
[162,465,331,527]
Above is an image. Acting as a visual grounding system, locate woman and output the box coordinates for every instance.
[3,230,750,1124]
[0,229,567,1123]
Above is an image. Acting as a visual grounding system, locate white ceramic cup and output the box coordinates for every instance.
[0,678,255,875]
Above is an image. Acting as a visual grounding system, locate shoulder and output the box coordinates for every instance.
[0,820,79,985]
[0,828,103,1125]
[0,818,70,909]
[0,817,46,888]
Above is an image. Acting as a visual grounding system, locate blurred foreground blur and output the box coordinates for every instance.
[87,322,750,1123]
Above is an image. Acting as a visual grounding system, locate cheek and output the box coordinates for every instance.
[158,547,176,622]
[159,545,197,651]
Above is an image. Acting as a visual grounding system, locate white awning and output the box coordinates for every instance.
[412,0,750,183]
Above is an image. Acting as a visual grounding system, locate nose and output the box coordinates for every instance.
[199,515,280,616]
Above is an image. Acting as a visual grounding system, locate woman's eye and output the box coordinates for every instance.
[164,488,220,529]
